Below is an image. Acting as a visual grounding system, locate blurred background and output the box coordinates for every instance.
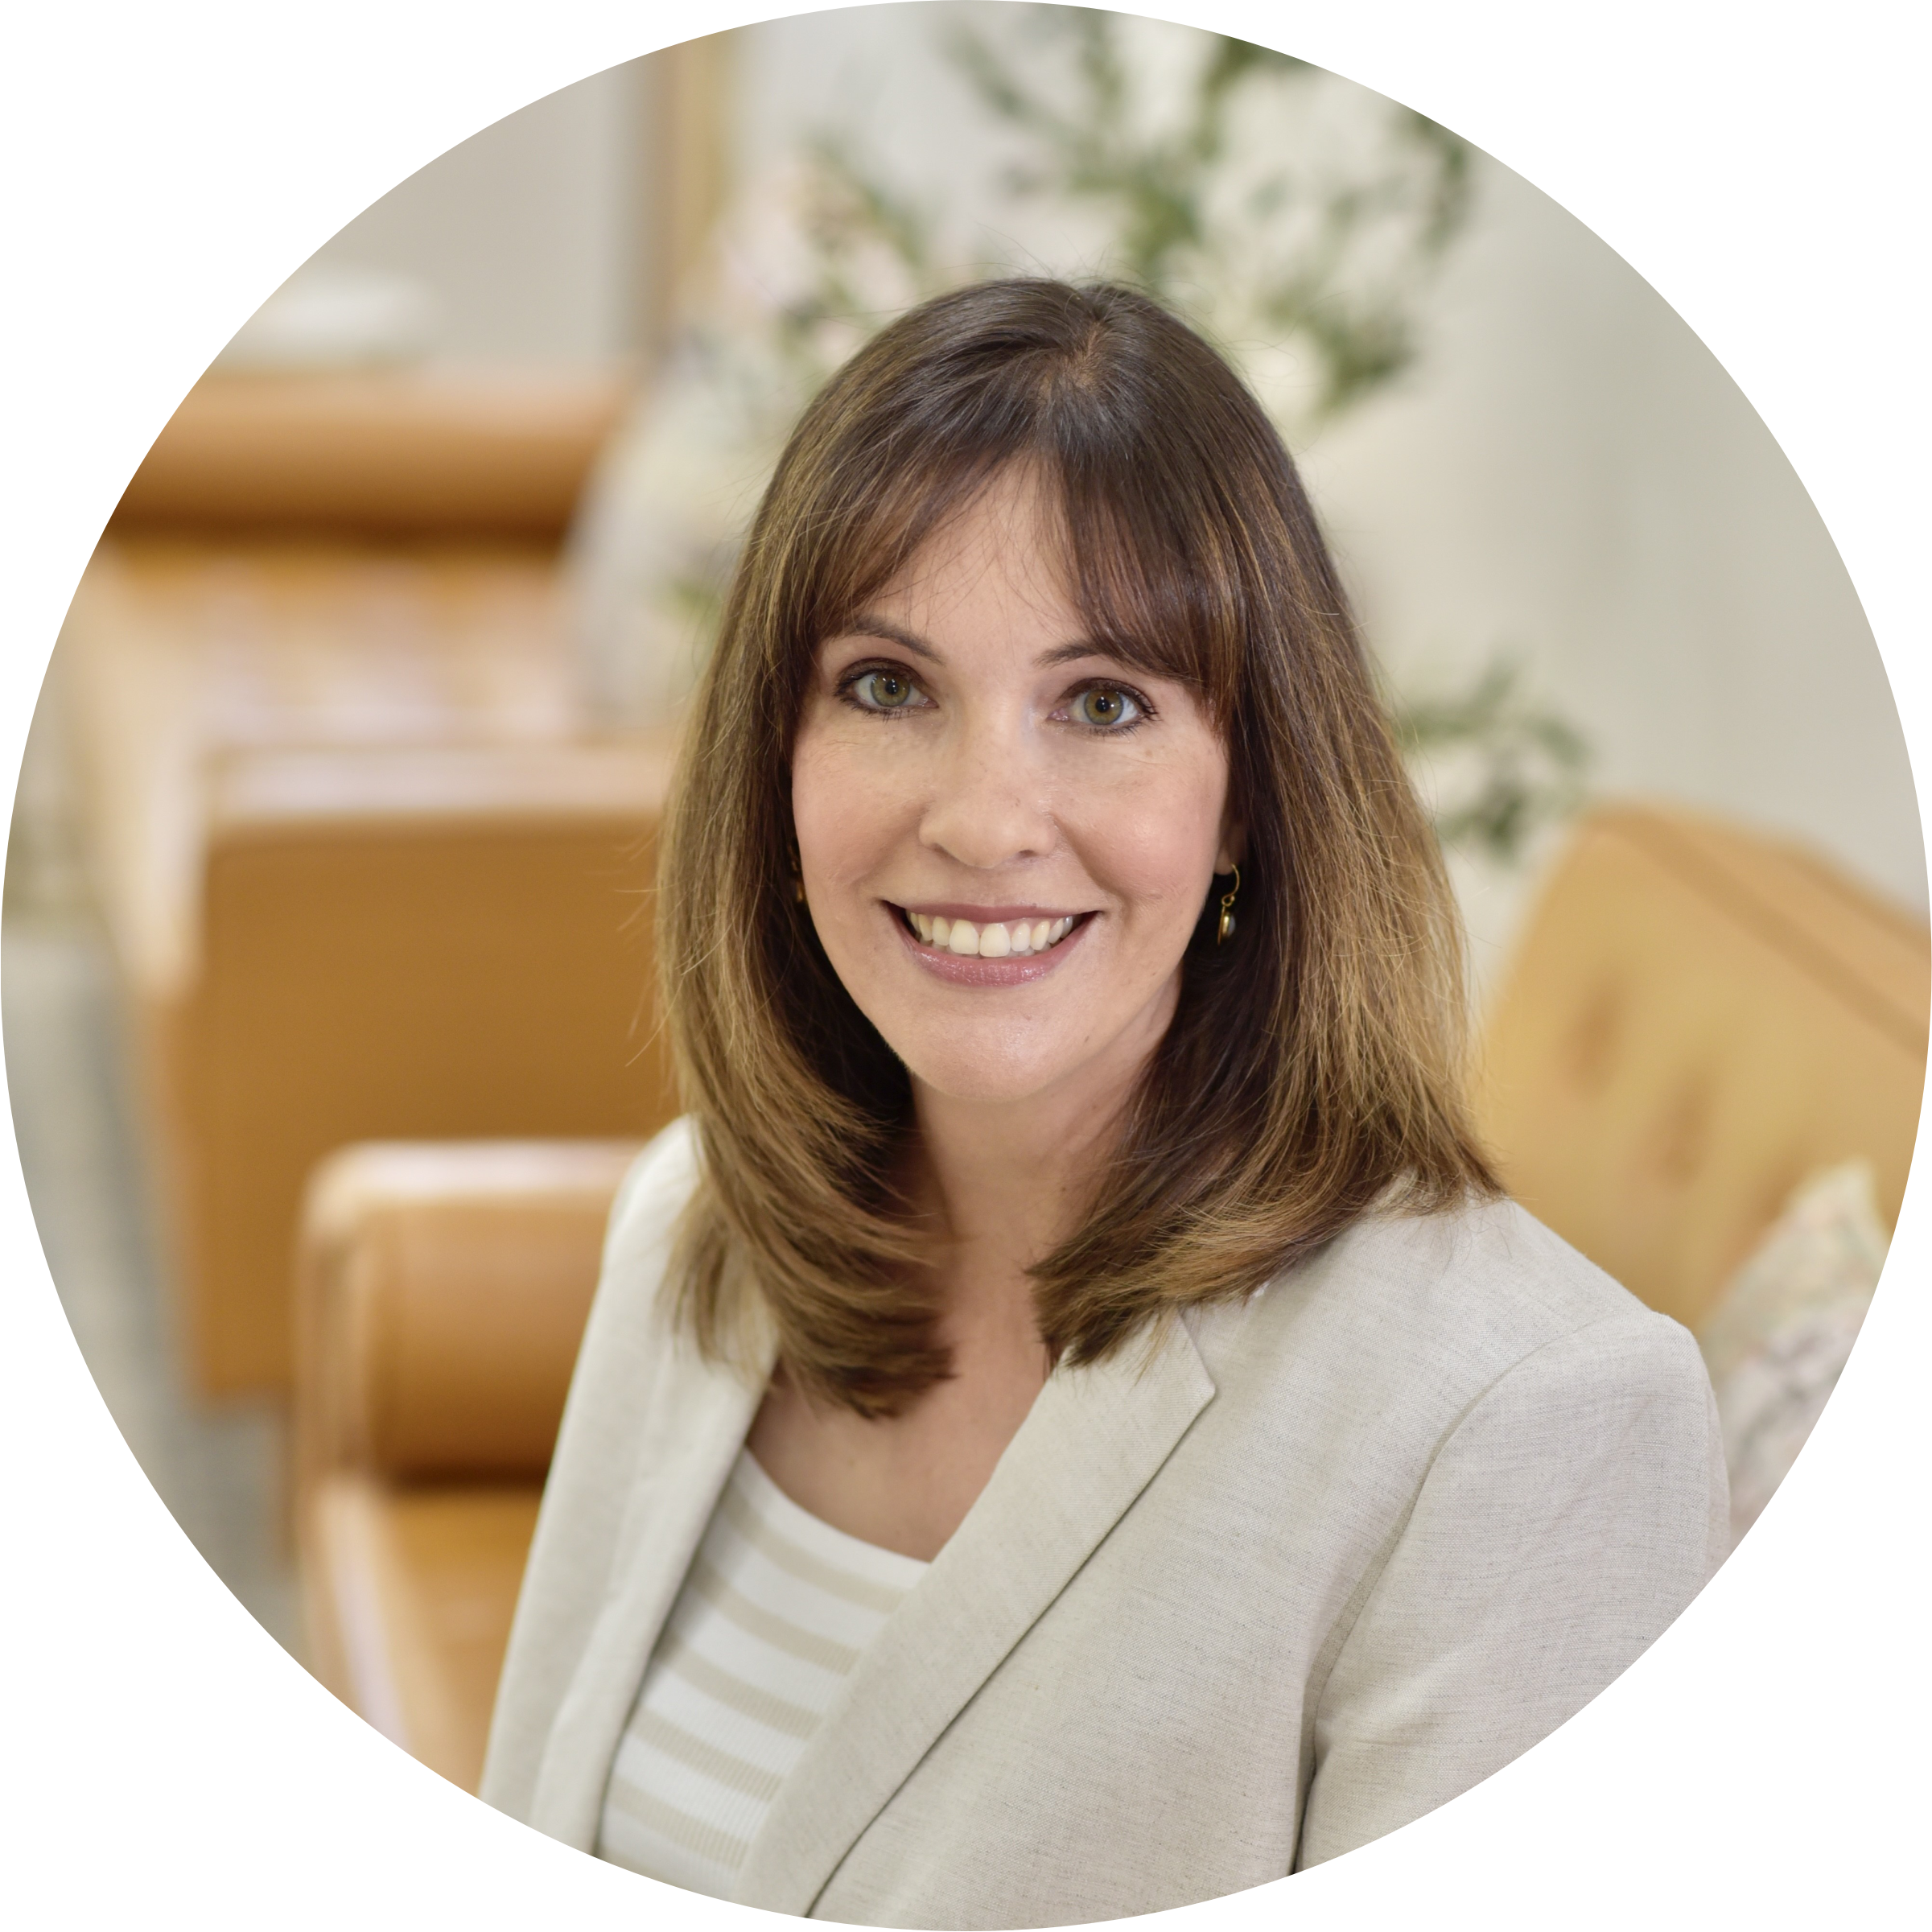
[7,6,1922,1792]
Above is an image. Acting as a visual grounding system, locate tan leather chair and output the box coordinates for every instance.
[1474,802,1929,1329]
[294,801,1929,1792]
[295,1139,641,1793]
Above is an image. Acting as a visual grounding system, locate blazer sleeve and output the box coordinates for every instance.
[1295,1307,1730,1868]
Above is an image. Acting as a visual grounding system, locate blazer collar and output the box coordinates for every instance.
[525,1317,778,1848]
[735,1315,1217,1916]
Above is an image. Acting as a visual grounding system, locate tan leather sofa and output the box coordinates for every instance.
[56,373,692,1395]
[111,368,628,540]
[292,801,1928,1792]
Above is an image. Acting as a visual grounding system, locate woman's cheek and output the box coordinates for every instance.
[796,739,915,889]
[1067,777,1225,915]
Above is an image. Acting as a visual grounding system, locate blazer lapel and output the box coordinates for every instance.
[734,1317,1217,1915]
[526,1324,777,1848]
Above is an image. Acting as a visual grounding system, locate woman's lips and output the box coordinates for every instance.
[891,904,1094,985]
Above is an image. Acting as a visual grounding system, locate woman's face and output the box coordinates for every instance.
[791,469,1236,1114]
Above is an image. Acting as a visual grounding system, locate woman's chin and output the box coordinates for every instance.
[899,1046,1080,1113]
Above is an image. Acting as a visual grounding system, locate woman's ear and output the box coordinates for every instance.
[1215,817,1246,875]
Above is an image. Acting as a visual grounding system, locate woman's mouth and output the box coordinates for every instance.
[900,909,1082,958]
[887,904,1095,985]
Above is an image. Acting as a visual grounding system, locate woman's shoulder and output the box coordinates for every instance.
[558,1116,706,1393]
[581,1114,717,1320]
[1192,1189,1705,1422]
[1354,1188,1651,1330]
[601,1114,703,1272]
[1179,1192,1725,1580]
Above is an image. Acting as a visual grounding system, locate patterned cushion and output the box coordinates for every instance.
[1697,1161,1887,1546]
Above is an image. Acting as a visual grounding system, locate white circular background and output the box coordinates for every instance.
[3,3,1925,1924]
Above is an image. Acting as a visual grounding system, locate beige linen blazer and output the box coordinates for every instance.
[482,1120,1728,1927]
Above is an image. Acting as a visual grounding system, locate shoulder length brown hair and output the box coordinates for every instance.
[657,278,1497,1416]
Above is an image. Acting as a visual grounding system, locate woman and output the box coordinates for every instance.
[483,279,1726,1925]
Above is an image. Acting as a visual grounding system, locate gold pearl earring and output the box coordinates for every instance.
[1215,864,1240,945]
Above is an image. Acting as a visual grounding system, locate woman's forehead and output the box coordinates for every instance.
[864,480,1077,629]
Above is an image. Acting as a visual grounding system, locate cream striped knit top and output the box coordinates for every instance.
[595,1448,929,1898]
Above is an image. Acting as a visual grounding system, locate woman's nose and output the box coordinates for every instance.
[918,716,1055,869]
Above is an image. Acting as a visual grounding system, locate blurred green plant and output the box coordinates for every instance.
[944,7,1473,419]
[745,6,1478,436]
[1390,656,1592,864]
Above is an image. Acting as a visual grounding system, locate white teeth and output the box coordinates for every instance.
[908,912,1082,957]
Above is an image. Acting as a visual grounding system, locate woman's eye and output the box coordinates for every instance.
[850,669,925,711]
[1071,686,1142,729]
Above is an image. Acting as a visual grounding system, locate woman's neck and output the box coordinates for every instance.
[904,1038,1151,1345]
[746,1000,1171,1560]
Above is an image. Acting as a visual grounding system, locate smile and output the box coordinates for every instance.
[888,904,1095,986]
[901,910,1081,958]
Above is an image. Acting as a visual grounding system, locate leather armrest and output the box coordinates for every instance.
[295,1139,639,1490]
[293,1139,639,1790]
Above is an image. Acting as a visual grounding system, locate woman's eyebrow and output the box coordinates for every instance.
[838,616,942,662]
[1036,639,1118,669]
[836,619,1129,673]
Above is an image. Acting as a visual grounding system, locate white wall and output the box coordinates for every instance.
[1296,154,1926,966]
[735,3,1007,204]
[272,58,649,365]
